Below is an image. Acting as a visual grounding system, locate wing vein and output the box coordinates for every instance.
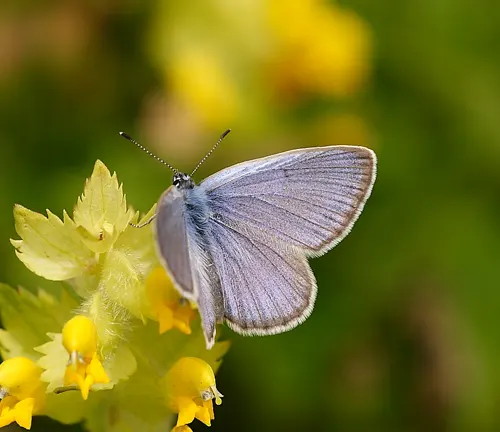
[213,217,307,301]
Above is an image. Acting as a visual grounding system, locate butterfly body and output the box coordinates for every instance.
[154,145,377,349]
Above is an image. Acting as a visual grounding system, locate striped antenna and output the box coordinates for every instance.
[119,132,178,174]
[190,129,231,176]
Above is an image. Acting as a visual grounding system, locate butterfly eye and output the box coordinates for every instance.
[172,173,182,187]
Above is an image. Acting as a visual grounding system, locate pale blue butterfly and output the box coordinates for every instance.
[121,131,377,349]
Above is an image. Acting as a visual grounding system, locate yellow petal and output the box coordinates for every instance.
[62,315,97,359]
[0,395,17,427]
[146,267,176,304]
[158,306,174,334]
[0,395,17,410]
[80,376,92,400]
[165,357,216,400]
[88,355,110,384]
[64,364,84,387]
[172,318,191,335]
[204,399,215,420]
[13,397,34,429]
[172,426,193,432]
[194,403,212,426]
[146,267,196,335]
[176,397,198,426]
[0,408,15,428]
[0,357,42,400]
[173,304,194,335]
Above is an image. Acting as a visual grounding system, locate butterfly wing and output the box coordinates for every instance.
[200,146,376,334]
[207,215,316,335]
[155,186,224,348]
[202,146,376,255]
[154,186,195,297]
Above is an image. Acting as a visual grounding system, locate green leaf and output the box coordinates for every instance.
[0,284,78,360]
[0,329,29,359]
[84,393,173,432]
[74,160,134,253]
[130,319,230,376]
[35,333,67,391]
[92,343,138,392]
[11,205,94,281]
[94,410,172,432]
[96,353,172,430]
[105,344,137,385]
[44,391,88,425]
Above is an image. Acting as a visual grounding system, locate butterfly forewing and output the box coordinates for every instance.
[154,186,195,297]
[155,185,225,348]
[202,146,376,255]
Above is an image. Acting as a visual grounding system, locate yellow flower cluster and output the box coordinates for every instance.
[0,357,45,429]
[267,0,371,99]
[150,0,372,131]
[146,267,196,336]
[0,160,229,430]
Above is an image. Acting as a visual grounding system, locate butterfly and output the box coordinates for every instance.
[121,131,376,349]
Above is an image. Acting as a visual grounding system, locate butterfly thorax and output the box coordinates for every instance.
[173,172,195,190]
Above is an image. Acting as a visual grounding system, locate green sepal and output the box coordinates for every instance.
[73,160,134,253]
[0,284,77,360]
[11,206,94,281]
[98,206,158,320]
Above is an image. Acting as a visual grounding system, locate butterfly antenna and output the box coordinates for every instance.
[190,129,231,176]
[119,132,178,174]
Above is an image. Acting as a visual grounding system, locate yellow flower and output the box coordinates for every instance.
[146,267,196,335]
[0,357,45,429]
[165,357,223,428]
[168,47,239,129]
[62,315,109,400]
[267,0,371,99]
[172,426,193,432]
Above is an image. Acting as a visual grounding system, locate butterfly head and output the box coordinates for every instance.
[173,172,195,190]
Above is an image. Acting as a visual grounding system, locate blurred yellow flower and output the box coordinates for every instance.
[169,48,239,128]
[267,0,371,99]
[0,357,45,429]
[62,315,109,400]
[165,357,223,428]
[146,267,196,335]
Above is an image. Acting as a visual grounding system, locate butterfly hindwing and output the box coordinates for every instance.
[207,212,316,335]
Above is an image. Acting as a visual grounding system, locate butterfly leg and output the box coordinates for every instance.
[129,213,157,228]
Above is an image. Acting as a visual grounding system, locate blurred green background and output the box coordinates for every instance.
[1,1,500,431]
